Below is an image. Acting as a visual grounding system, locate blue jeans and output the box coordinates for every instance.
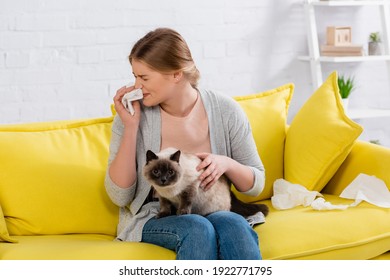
[141,211,261,260]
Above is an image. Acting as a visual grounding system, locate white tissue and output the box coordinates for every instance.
[271,174,390,211]
[271,179,323,210]
[340,173,390,208]
[311,198,349,211]
[121,86,143,115]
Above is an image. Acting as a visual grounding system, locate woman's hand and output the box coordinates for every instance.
[113,85,141,129]
[196,153,229,191]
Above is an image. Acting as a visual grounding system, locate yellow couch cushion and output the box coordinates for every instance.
[0,116,118,236]
[0,234,175,260]
[256,194,390,260]
[0,204,18,243]
[233,84,293,202]
[284,72,363,192]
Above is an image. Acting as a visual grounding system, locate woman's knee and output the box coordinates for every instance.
[142,214,218,259]
[173,214,218,260]
[208,211,258,241]
[179,214,216,241]
[207,211,249,228]
[206,211,261,260]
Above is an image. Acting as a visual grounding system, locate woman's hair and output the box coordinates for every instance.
[129,28,200,88]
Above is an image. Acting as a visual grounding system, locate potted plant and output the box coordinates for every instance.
[337,74,355,110]
[369,139,381,145]
[369,32,382,55]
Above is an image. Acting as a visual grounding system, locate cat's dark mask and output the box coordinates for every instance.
[144,149,182,187]
[146,150,181,164]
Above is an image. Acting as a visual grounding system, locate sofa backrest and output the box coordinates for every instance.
[0,116,119,236]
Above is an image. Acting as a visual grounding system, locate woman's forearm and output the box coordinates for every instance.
[108,127,138,189]
[225,157,255,192]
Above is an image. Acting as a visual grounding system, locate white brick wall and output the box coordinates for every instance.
[0,0,389,146]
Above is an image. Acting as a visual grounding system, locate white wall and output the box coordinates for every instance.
[0,0,389,146]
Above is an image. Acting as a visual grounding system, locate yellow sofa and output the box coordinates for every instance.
[1,72,389,260]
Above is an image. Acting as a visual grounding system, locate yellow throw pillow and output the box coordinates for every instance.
[0,116,118,236]
[284,71,363,192]
[233,84,294,202]
[0,204,18,243]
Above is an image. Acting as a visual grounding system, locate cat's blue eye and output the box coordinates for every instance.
[168,169,175,176]
[152,169,160,176]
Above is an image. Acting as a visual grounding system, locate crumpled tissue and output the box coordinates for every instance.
[121,86,143,115]
[271,179,323,210]
[311,197,349,210]
[271,174,390,211]
[339,173,390,208]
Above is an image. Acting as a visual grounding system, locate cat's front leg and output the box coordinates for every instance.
[177,188,195,215]
[177,205,191,215]
[156,197,173,219]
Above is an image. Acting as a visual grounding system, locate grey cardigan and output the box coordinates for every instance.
[105,88,265,242]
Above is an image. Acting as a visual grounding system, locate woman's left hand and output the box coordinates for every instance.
[196,153,230,191]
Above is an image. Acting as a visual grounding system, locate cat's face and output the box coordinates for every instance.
[143,150,182,187]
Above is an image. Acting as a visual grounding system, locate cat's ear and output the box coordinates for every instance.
[146,150,158,164]
[170,150,181,163]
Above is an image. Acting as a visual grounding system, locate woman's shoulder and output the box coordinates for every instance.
[199,88,241,112]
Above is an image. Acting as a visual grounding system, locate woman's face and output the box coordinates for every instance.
[131,59,176,107]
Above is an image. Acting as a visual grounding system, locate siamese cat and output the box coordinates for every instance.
[143,147,269,219]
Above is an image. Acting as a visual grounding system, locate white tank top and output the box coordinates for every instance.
[160,93,211,154]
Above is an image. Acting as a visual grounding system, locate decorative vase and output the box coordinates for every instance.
[369,42,382,56]
[341,98,349,111]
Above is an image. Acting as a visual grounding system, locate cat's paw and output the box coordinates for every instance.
[177,208,191,215]
[156,211,171,219]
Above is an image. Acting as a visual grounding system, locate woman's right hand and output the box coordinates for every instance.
[113,84,142,129]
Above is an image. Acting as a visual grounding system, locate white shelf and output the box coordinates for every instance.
[298,55,390,62]
[347,108,390,119]
[302,0,390,120]
[311,1,387,7]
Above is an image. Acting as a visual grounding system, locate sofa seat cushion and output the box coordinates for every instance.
[256,194,390,260]
[0,234,175,260]
[0,116,119,236]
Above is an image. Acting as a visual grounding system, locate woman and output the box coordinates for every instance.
[105,28,265,260]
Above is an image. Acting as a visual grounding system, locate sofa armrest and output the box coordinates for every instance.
[322,140,390,195]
